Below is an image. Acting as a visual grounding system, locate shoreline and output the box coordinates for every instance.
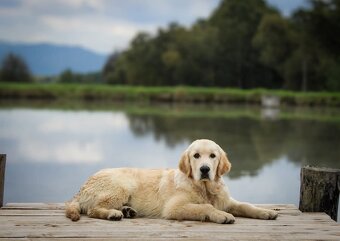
[0,82,339,107]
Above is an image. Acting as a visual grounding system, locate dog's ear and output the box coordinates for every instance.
[217,151,231,177]
[179,151,192,178]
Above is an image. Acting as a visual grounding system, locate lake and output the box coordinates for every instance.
[0,101,339,217]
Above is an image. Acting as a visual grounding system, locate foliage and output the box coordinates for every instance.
[102,52,120,84]
[58,69,103,84]
[103,0,340,92]
[209,0,277,88]
[0,53,32,83]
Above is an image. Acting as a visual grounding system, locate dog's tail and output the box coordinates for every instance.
[65,199,81,221]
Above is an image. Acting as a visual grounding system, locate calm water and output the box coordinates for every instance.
[0,102,339,217]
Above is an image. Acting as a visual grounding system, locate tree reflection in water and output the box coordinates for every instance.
[127,107,340,178]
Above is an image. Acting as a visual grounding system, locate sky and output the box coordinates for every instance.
[0,0,306,54]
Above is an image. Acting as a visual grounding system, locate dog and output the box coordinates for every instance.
[66,139,278,223]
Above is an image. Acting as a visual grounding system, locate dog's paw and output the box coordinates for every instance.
[210,211,235,224]
[107,210,123,221]
[67,211,80,221]
[258,209,278,220]
[121,206,137,218]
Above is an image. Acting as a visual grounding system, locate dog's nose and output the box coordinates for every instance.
[200,165,210,174]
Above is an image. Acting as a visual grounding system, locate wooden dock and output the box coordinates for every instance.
[0,203,339,240]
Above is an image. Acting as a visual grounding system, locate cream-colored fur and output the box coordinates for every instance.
[66,139,278,223]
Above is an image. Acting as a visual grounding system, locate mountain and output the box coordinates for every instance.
[0,41,108,76]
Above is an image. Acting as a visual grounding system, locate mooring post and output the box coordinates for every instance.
[0,154,6,208]
[299,166,340,221]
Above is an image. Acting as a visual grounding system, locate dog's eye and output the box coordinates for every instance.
[194,153,200,159]
[210,153,216,158]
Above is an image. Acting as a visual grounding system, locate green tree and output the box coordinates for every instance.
[324,58,340,91]
[103,52,119,84]
[209,0,277,88]
[291,0,340,91]
[253,13,296,89]
[59,69,79,83]
[59,69,73,83]
[123,32,161,85]
[303,0,340,57]
[175,21,219,86]
[0,53,32,82]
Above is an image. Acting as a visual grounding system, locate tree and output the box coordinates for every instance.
[291,1,339,91]
[59,69,74,83]
[209,0,277,88]
[103,52,120,84]
[303,0,340,57]
[253,13,296,89]
[121,32,162,85]
[0,53,32,82]
[174,21,219,86]
[300,0,340,91]
[58,69,86,83]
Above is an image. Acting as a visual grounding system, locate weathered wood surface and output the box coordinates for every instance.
[0,203,339,240]
[299,166,340,221]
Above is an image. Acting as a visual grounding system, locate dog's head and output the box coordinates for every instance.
[179,139,231,182]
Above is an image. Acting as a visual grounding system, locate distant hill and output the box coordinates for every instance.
[0,41,108,76]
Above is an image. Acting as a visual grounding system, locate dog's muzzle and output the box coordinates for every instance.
[200,165,210,180]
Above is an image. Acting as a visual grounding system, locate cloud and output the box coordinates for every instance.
[0,0,220,53]
[0,109,128,164]
[39,14,158,52]
[39,111,129,133]
[19,140,103,164]
[0,108,188,167]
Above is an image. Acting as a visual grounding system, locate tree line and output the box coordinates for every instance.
[103,0,340,91]
[1,0,339,92]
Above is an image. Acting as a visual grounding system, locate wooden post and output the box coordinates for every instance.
[0,154,6,208]
[299,166,340,221]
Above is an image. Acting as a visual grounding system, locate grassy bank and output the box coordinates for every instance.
[1,82,340,106]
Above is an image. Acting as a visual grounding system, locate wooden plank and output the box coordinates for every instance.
[0,204,339,240]
[0,209,64,216]
[0,215,338,231]
[0,227,339,240]
[3,203,65,210]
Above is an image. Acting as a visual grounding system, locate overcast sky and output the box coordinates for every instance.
[0,0,306,54]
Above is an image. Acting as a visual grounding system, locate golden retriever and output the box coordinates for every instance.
[66,139,278,223]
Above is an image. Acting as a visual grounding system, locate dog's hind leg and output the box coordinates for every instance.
[88,206,124,220]
[87,190,130,221]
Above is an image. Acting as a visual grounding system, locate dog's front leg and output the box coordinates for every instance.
[163,200,235,224]
[227,198,278,220]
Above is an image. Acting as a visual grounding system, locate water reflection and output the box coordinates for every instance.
[0,109,185,167]
[0,103,339,210]
[127,112,340,178]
